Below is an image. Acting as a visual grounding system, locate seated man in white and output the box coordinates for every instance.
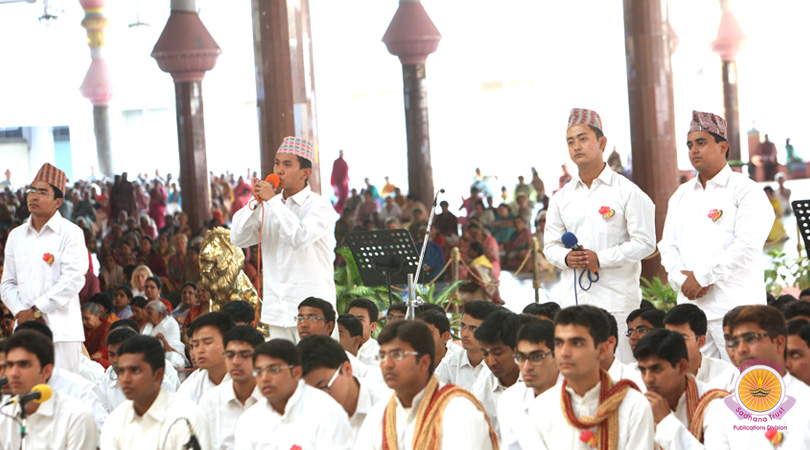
[0,330,97,450]
[435,300,499,390]
[347,298,381,366]
[528,305,654,450]
[235,339,353,449]
[420,308,463,368]
[200,326,266,450]
[498,320,561,450]
[599,308,644,391]
[298,334,391,440]
[355,319,497,449]
[140,300,187,369]
[100,335,211,449]
[177,312,234,403]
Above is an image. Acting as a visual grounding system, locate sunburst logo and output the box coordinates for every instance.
[725,363,796,421]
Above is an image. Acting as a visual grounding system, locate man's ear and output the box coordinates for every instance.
[441,332,451,346]
[54,198,64,208]
[302,167,313,181]
[352,336,363,350]
[292,365,303,381]
[369,322,378,333]
[677,358,689,376]
[697,335,706,348]
[599,136,608,151]
[326,322,335,336]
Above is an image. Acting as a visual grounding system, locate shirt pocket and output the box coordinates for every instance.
[702,200,737,249]
[592,201,626,250]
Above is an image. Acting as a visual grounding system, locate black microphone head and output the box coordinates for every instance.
[0,376,7,388]
[439,189,445,194]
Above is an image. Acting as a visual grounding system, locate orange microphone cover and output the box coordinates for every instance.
[265,173,280,188]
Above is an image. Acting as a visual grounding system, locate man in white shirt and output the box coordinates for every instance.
[296,296,335,339]
[543,109,656,365]
[659,110,773,361]
[231,137,337,341]
[435,300,499,390]
[100,335,212,449]
[420,308,462,368]
[177,312,234,403]
[634,328,738,449]
[1,330,97,450]
[355,319,497,449]
[234,339,353,449]
[599,309,644,391]
[664,304,736,388]
[199,326,265,450]
[498,320,560,450]
[787,318,810,386]
[528,305,654,449]
[1,163,89,373]
[348,298,381,366]
[338,313,364,356]
[626,307,665,353]
[298,334,390,440]
[471,310,523,436]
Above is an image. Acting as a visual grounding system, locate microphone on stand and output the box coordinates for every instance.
[0,376,7,389]
[8,384,52,406]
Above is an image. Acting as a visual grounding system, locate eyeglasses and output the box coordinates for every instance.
[458,322,478,333]
[253,364,294,376]
[677,334,698,341]
[386,314,406,322]
[294,315,325,323]
[375,350,419,363]
[727,332,769,349]
[25,188,53,198]
[625,326,652,337]
[514,350,554,366]
[319,367,342,393]
[223,350,254,360]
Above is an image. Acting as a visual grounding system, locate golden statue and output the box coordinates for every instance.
[199,228,262,318]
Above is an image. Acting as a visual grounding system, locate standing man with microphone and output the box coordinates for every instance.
[544,109,656,364]
[231,137,337,342]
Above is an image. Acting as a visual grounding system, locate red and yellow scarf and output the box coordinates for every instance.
[684,375,730,443]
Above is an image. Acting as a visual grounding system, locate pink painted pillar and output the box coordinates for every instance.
[711,6,747,163]
[79,0,114,177]
[383,0,442,208]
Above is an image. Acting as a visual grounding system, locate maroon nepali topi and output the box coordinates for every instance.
[568,108,603,133]
[688,110,727,140]
[32,163,67,194]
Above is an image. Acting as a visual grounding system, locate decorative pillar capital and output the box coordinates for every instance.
[151,11,222,83]
[382,1,442,65]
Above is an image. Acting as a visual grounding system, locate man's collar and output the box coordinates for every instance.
[693,164,732,189]
[282,185,312,206]
[573,164,613,189]
[129,388,169,424]
[26,210,63,234]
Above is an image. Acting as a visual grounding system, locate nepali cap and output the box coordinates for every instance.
[32,162,66,194]
[277,136,315,163]
[568,108,603,133]
[688,110,727,140]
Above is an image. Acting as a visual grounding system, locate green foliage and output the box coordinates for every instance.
[640,276,678,312]
[764,249,810,295]
[334,247,402,315]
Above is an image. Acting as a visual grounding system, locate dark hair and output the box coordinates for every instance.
[800,288,810,298]
[338,314,363,338]
[145,276,162,291]
[419,310,450,335]
[588,125,604,140]
[388,302,408,315]
[633,328,689,368]
[596,308,618,353]
[730,305,787,339]
[297,156,312,170]
[347,298,379,324]
[463,300,500,321]
[518,313,544,327]
[788,319,810,350]
[4,329,54,367]
[118,335,165,373]
[297,334,349,376]
[626,307,665,329]
[377,319,436,375]
[298,297,336,325]
[722,305,746,329]
[555,305,610,346]
[223,325,265,349]
[705,131,729,158]
[110,319,141,333]
[131,296,148,309]
[784,301,810,321]
[763,186,775,195]
[50,184,64,199]
[106,327,138,346]
[221,301,256,325]
[416,303,445,315]
[187,312,234,339]
[89,292,114,314]
[14,321,53,341]
[469,241,485,257]
[639,299,655,310]
[254,339,301,367]
[516,320,555,350]
[664,304,708,336]
[140,235,153,244]
[474,310,520,349]
[115,285,134,299]
[181,282,198,293]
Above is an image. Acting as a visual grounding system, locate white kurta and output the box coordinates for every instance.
[496,381,543,450]
[234,380,352,450]
[176,368,231,404]
[434,348,491,391]
[99,361,180,412]
[1,211,88,343]
[100,389,212,450]
[349,378,391,441]
[608,358,646,392]
[543,166,656,312]
[695,353,737,388]
[199,379,263,450]
[357,337,381,366]
[354,380,495,450]
[528,380,655,450]
[49,367,109,431]
[0,391,98,450]
[141,316,187,369]
[230,186,337,328]
[659,165,773,320]
[471,369,516,436]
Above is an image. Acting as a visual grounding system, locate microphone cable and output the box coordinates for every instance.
[162,417,201,450]
[573,268,599,306]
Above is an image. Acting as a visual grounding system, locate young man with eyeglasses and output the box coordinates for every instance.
[347,298,381,366]
[355,319,497,449]
[497,320,561,450]
[1,163,89,374]
[435,300,499,390]
[664,304,736,389]
[471,309,523,436]
[298,335,391,440]
[177,312,234,404]
[599,308,644,391]
[625,307,665,353]
[234,339,352,449]
[385,302,408,322]
[199,326,265,450]
[724,305,810,448]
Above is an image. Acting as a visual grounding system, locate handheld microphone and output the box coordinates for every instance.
[253,174,281,202]
[9,384,53,405]
[0,376,7,389]
[562,232,597,275]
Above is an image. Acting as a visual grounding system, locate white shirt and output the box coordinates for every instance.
[349,378,391,441]
[176,368,231,404]
[1,211,88,342]
[608,358,646,392]
[99,361,180,412]
[230,186,338,327]
[695,353,737,388]
[355,379,495,450]
[142,316,187,369]
[100,389,212,450]
[0,391,98,450]
[357,337,381,366]
[528,380,655,450]
[347,350,385,388]
[434,348,491,391]
[471,369,517,437]
[497,381,543,450]
[659,165,773,320]
[49,366,109,431]
[199,379,263,450]
[235,380,352,449]
[79,354,106,384]
[544,166,656,312]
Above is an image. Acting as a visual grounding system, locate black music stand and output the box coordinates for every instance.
[345,229,423,308]
[792,200,810,259]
